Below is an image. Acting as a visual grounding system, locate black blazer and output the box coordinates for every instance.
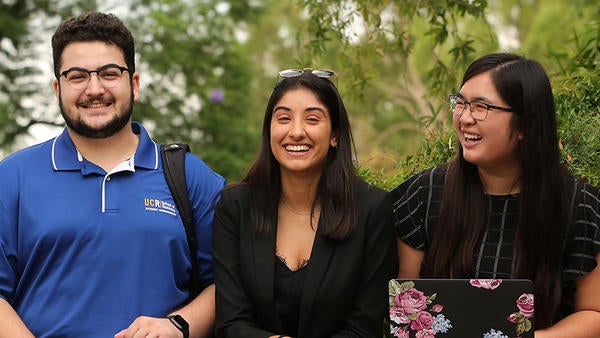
[213,180,397,338]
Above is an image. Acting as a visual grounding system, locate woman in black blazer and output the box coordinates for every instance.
[213,68,397,338]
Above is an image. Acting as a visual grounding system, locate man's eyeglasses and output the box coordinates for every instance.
[449,94,512,121]
[59,64,130,90]
[278,68,336,79]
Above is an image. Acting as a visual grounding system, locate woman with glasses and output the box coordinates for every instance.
[213,69,397,338]
[391,52,600,337]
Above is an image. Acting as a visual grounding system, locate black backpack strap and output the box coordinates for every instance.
[160,143,201,300]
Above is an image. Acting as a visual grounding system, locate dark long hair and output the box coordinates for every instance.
[51,11,136,77]
[236,71,359,240]
[425,53,571,328]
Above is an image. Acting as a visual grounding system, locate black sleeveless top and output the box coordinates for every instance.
[274,254,309,337]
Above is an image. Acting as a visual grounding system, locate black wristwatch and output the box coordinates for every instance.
[167,314,190,338]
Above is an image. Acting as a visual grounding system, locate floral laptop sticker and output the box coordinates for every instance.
[389,279,534,338]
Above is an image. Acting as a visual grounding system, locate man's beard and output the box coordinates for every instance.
[59,90,134,139]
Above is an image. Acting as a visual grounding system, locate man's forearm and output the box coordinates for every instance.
[0,297,35,338]
[170,283,216,338]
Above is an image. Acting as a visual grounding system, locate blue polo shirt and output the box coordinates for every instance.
[0,122,225,337]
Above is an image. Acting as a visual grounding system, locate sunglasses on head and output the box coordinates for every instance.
[278,68,336,79]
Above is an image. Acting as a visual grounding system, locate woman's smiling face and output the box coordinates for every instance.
[453,70,521,171]
[270,87,338,178]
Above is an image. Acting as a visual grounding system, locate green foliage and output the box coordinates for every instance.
[553,20,600,185]
[125,0,264,182]
[0,1,90,151]
[0,2,29,43]
[303,0,489,99]
[359,126,455,190]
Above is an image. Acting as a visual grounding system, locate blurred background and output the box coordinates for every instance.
[0,0,598,186]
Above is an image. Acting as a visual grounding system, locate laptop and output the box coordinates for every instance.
[389,279,534,338]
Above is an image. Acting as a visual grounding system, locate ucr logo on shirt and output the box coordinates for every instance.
[144,198,177,216]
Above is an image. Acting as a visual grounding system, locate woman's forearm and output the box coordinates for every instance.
[535,310,600,338]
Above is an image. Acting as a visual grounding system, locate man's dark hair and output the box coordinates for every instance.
[51,11,135,77]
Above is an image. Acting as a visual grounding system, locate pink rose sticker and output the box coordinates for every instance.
[396,288,428,314]
[389,280,453,337]
[470,279,503,290]
[410,311,434,331]
[390,305,411,324]
[392,326,410,338]
[415,329,436,338]
[516,293,534,317]
[431,304,444,313]
[507,313,520,324]
[507,292,534,336]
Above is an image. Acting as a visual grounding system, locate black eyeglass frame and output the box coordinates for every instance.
[58,63,130,89]
[449,94,513,121]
